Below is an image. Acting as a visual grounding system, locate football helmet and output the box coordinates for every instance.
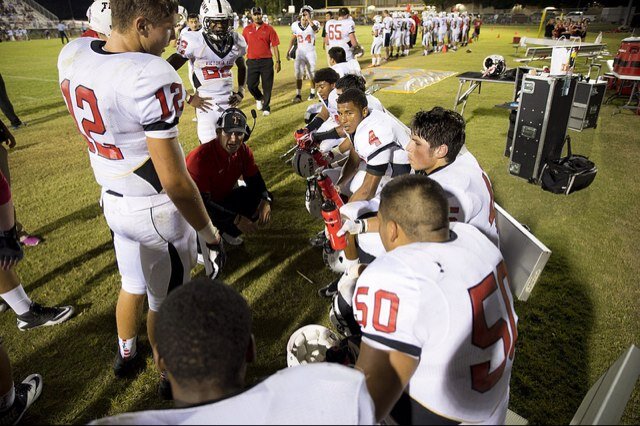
[299,5,314,18]
[87,0,112,37]
[374,15,382,24]
[330,292,361,337]
[483,55,506,77]
[292,149,318,178]
[305,180,323,220]
[286,325,340,367]
[322,247,348,274]
[177,5,188,27]
[200,0,234,46]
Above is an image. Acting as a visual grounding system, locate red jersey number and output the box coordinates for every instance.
[61,79,124,160]
[327,24,343,41]
[201,66,232,80]
[155,83,184,121]
[297,34,312,44]
[354,288,400,334]
[468,260,517,393]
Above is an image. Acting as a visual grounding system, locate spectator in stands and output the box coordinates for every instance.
[57,20,68,44]
[90,278,375,424]
[544,18,555,38]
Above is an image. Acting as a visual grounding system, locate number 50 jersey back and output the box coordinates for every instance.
[58,38,185,197]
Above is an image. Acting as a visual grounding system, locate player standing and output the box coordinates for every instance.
[168,0,247,144]
[325,7,361,62]
[58,0,225,390]
[354,175,517,424]
[370,15,384,67]
[382,10,393,61]
[287,5,320,103]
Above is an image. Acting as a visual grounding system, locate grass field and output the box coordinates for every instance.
[0,23,639,424]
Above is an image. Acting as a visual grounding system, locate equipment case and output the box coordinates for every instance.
[568,80,607,131]
[508,74,577,182]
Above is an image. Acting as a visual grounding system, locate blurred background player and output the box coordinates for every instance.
[287,5,320,103]
[382,10,393,61]
[169,0,247,143]
[354,175,517,424]
[370,15,384,67]
[91,278,375,424]
[325,7,361,63]
[58,0,225,392]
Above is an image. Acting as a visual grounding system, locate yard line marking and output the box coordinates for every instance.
[3,75,58,83]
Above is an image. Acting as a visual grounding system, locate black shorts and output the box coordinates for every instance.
[384,33,391,47]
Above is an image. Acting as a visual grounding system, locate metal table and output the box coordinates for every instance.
[453,71,516,115]
[603,71,640,114]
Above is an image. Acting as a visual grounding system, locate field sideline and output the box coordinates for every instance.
[0,24,638,424]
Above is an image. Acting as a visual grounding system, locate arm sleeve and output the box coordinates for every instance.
[136,58,185,140]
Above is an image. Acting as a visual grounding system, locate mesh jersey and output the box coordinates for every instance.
[426,151,499,247]
[351,109,409,176]
[383,16,393,34]
[325,90,385,126]
[372,23,384,42]
[325,18,355,51]
[177,30,246,99]
[331,59,362,77]
[58,38,184,196]
[354,222,517,423]
[91,364,375,425]
[291,20,320,51]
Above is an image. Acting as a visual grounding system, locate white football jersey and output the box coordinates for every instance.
[351,109,409,177]
[176,30,246,100]
[91,364,375,425]
[58,38,185,196]
[291,20,320,51]
[425,150,499,247]
[354,222,517,424]
[331,59,362,78]
[383,16,393,34]
[372,23,384,41]
[326,18,355,59]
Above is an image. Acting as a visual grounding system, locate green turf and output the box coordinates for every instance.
[0,24,638,424]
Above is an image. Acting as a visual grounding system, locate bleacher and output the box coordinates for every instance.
[0,0,58,32]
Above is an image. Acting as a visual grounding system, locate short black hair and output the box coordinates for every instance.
[338,7,349,17]
[328,46,347,64]
[187,13,199,20]
[411,107,466,162]
[325,11,333,17]
[337,88,368,110]
[335,74,367,93]
[313,67,340,85]
[155,278,252,389]
[379,175,449,241]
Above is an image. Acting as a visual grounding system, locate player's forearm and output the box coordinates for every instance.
[349,174,380,203]
[163,176,212,231]
[336,154,358,188]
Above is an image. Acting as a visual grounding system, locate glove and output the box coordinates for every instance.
[294,128,315,151]
[199,237,226,279]
[0,225,23,270]
[228,91,244,107]
[336,219,366,237]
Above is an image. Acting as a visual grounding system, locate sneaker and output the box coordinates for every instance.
[318,277,340,298]
[262,110,270,117]
[256,100,263,111]
[10,122,27,131]
[309,230,327,248]
[19,235,41,247]
[307,93,316,101]
[222,233,244,246]
[158,374,173,400]
[113,348,140,378]
[0,300,8,313]
[16,303,74,331]
[292,95,302,103]
[0,374,43,425]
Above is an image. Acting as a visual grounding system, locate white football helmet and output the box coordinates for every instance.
[177,5,188,26]
[286,325,340,367]
[374,15,382,24]
[483,55,507,77]
[87,0,112,37]
[323,248,348,274]
[292,149,318,178]
[299,5,314,18]
[200,0,234,44]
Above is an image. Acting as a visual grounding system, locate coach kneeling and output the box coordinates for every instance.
[186,109,272,246]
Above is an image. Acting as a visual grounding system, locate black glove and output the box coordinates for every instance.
[0,225,23,270]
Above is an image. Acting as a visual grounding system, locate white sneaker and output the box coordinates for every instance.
[222,233,244,246]
[262,110,270,117]
[256,100,263,111]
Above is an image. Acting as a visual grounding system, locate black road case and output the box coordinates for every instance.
[568,80,607,131]
[508,75,577,182]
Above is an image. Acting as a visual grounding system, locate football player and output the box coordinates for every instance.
[91,279,376,424]
[168,0,247,144]
[83,0,111,40]
[370,15,384,67]
[328,46,362,78]
[325,7,361,62]
[288,5,320,103]
[354,175,517,424]
[382,10,393,60]
[58,0,225,392]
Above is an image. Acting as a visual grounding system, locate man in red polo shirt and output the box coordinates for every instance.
[186,109,272,246]
[242,7,281,117]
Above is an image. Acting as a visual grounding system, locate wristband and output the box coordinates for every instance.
[233,91,244,98]
[186,94,194,104]
[197,221,220,245]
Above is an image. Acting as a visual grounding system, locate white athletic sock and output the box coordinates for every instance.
[0,386,15,413]
[296,89,301,96]
[310,88,316,95]
[371,58,375,65]
[0,285,32,315]
[118,336,137,359]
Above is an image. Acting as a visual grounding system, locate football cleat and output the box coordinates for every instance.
[16,303,74,331]
[318,277,339,298]
[0,374,43,425]
[0,300,8,313]
[262,110,270,117]
[307,93,316,101]
[256,100,263,111]
[113,348,140,378]
[292,95,302,104]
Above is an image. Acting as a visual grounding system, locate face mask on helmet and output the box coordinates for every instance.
[200,0,234,46]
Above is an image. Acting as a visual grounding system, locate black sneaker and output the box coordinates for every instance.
[307,93,316,101]
[113,348,140,378]
[16,303,74,331]
[318,277,340,298]
[10,122,27,131]
[0,300,8,313]
[309,230,327,248]
[0,374,43,425]
[158,373,173,400]
[292,95,302,104]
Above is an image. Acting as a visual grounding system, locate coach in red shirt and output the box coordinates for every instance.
[242,7,280,116]
[186,109,272,245]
